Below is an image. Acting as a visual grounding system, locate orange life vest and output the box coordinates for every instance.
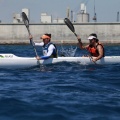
[87,43,104,57]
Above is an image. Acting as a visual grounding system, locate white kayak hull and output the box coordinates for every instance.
[0,54,120,69]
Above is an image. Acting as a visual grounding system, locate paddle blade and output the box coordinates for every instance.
[64,18,75,33]
[22,12,29,28]
[64,18,78,37]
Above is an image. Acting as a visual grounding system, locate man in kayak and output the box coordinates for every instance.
[77,33,104,62]
[29,33,58,60]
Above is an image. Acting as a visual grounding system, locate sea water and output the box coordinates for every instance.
[0,45,120,120]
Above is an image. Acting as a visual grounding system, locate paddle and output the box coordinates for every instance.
[64,18,96,64]
[22,12,38,57]
[64,18,78,37]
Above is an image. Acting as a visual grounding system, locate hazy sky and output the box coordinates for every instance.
[0,0,120,23]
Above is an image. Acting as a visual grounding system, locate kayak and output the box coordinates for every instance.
[0,54,120,69]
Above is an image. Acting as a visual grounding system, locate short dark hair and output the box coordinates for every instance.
[45,33,51,38]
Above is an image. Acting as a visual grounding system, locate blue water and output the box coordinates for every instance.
[0,45,120,120]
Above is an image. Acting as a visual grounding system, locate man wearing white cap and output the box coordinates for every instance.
[29,33,57,60]
[77,33,104,62]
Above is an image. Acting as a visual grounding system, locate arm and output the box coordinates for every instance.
[92,45,104,62]
[34,42,44,46]
[29,35,44,46]
[37,44,55,60]
[29,35,35,46]
[77,36,87,49]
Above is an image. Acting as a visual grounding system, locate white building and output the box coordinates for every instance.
[22,8,29,20]
[76,3,89,23]
[13,8,30,23]
[53,18,64,23]
[40,13,52,23]
[13,13,22,23]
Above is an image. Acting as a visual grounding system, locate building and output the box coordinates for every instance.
[13,13,22,23]
[40,13,52,23]
[22,8,29,20]
[76,3,89,23]
[53,18,64,23]
[13,8,29,23]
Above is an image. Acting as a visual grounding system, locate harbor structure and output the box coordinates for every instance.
[40,13,52,23]
[76,3,89,23]
[13,13,22,23]
[0,22,120,44]
[13,8,29,23]
[22,8,30,20]
[0,4,120,44]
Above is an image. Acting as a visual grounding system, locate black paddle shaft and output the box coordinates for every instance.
[64,18,77,37]
[21,12,38,57]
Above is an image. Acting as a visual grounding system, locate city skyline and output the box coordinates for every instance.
[0,0,120,23]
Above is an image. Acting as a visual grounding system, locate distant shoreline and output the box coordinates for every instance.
[1,23,120,45]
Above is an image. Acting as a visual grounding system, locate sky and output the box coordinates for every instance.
[0,0,120,23]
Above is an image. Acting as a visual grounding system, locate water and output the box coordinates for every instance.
[0,45,120,120]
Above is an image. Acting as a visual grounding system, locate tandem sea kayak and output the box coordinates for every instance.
[0,54,120,69]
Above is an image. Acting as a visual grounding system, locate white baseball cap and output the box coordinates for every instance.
[88,36,97,40]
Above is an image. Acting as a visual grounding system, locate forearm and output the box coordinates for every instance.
[30,39,35,46]
[40,56,50,60]
[29,39,43,46]
[95,46,104,60]
[41,50,53,60]
[77,38,85,49]
[92,54,103,62]
[96,54,103,60]
[34,42,44,46]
